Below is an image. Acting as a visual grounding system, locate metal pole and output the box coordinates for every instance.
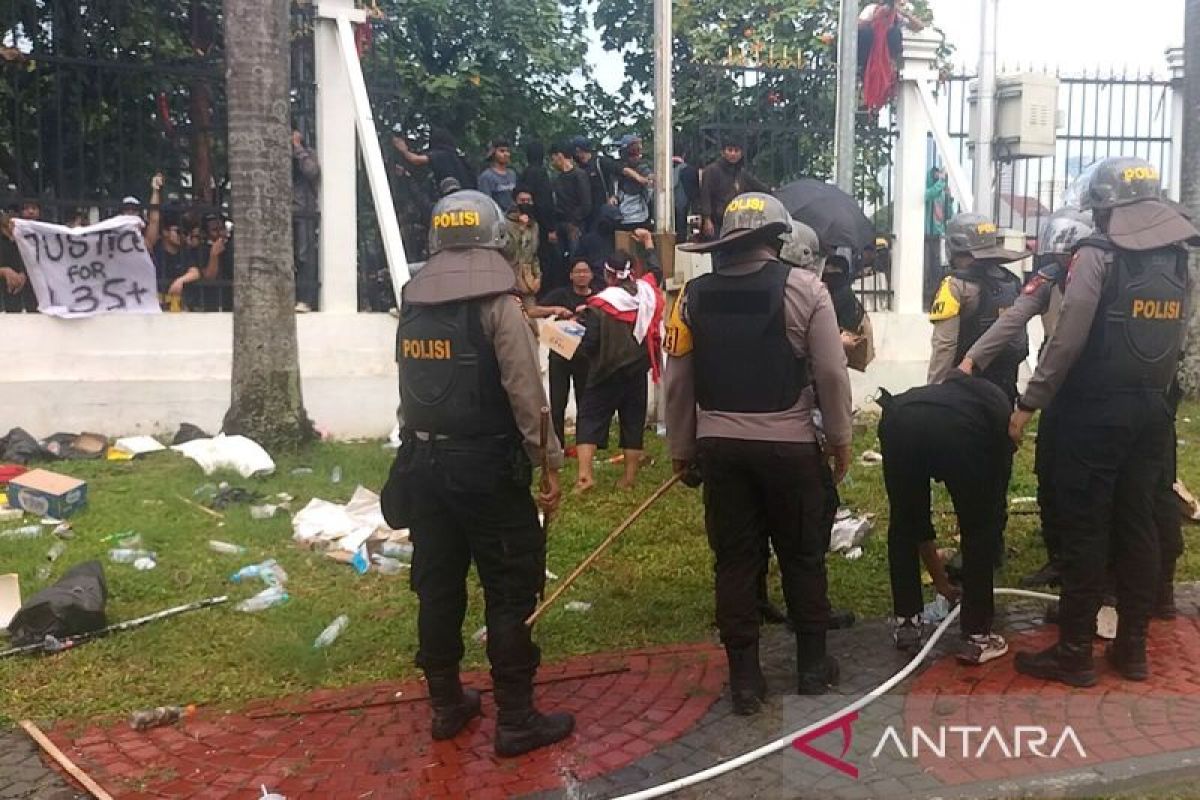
[652,0,673,232]
[974,0,998,219]
[833,0,858,192]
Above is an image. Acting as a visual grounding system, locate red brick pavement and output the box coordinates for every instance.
[906,614,1200,786]
[45,644,724,799]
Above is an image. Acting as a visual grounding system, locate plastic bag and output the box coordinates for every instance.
[172,434,275,478]
[6,561,108,645]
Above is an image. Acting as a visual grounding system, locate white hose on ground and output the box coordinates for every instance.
[613,588,1060,800]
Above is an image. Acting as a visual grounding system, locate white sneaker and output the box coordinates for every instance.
[295,302,312,313]
[1096,605,1118,640]
[957,633,1009,665]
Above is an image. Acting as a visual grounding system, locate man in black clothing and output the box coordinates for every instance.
[878,372,1013,665]
[392,126,476,191]
[549,142,592,285]
[572,136,614,231]
[0,203,38,313]
[540,259,595,453]
[521,141,559,292]
[697,140,769,239]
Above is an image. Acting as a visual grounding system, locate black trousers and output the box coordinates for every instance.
[548,353,588,449]
[699,438,831,648]
[1034,400,1064,565]
[293,215,319,308]
[403,439,544,687]
[1156,426,1184,568]
[878,403,1010,636]
[1053,392,1171,647]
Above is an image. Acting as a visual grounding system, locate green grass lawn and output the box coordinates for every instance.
[3,406,1200,724]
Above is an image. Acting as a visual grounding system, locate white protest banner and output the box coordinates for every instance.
[11,216,161,318]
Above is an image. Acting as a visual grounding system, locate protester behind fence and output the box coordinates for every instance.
[149,211,204,312]
[198,212,233,311]
[572,137,615,231]
[548,141,592,290]
[924,167,954,307]
[613,135,653,232]
[574,249,664,494]
[697,138,769,239]
[0,206,37,313]
[521,141,559,286]
[673,151,700,242]
[292,129,321,313]
[478,139,518,212]
[392,125,476,191]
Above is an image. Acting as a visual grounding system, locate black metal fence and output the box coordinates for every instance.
[933,68,1175,240]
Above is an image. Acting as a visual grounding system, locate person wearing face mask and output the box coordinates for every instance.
[503,185,542,315]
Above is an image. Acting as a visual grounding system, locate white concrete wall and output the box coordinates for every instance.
[0,311,960,440]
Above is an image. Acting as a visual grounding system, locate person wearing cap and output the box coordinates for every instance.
[381,189,573,756]
[927,213,1028,403]
[573,245,665,493]
[958,207,1094,590]
[613,135,652,231]
[696,139,769,240]
[118,196,144,219]
[1010,156,1198,687]
[666,192,853,710]
[571,136,615,231]
[478,138,518,213]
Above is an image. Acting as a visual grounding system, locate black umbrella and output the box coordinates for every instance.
[774,179,876,251]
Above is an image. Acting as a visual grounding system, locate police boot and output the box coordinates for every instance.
[424,669,482,741]
[796,633,840,696]
[1014,641,1096,688]
[725,644,767,715]
[1106,618,1149,681]
[1154,561,1178,621]
[493,678,575,758]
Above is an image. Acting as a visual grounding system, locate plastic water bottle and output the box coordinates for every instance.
[236,586,289,613]
[129,705,195,731]
[313,615,349,649]
[46,541,66,562]
[110,548,156,564]
[208,540,247,555]
[0,525,42,539]
[371,554,408,575]
[230,559,287,586]
[380,541,413,562]
[330,465,342,484]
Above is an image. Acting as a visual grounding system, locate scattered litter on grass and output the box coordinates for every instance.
[109,548,155,564]
[829,512,873,553]
[250,504,280,520]
[236,585,289,613]
[380,541,413,562]
[0,525,42,539]
[133,557,157,571]
[204,483,262,510]
[0,573,20,629]
[843,546,863,560]
[545,569,559,581]
[565,601,592,613]
[45,541,66,562]
[172,434,275,478]
[386,424,401,450]
[921,594,953,624]
[111,436,167,459]
[372,555,408,575]
[7,469,88,518]
[0,507,23,523]
[472,626,488,643]
[130,705,194,731]
[858,450,883,465]
[260,786,287,800]
[290,467,314,476]
[51,523,73,539]
[230,559,287,587]
[291,487,408,573]
[351,546,370,575]
[208,540,246,556]
[314,615,350,649]
[330,465,342,484]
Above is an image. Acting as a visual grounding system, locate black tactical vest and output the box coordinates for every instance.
[1060,236,1187,397]
[685,260,810,413]
[396,298,519,437]
[955,263,1027,398]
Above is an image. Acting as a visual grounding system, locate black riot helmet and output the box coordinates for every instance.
[427,189,508,255]
[1037,207,1094,256]
[679,191,791,254]
[1079,156,1162,211]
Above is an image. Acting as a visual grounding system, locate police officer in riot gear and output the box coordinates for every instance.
[927,213,1028,403]
[1010,156,1199,686]
[779,218,824,276]
[666,193,854,711]
[382,189,574,756]
[959,206,1094,589]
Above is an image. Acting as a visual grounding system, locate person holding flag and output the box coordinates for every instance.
[573,248,665,493]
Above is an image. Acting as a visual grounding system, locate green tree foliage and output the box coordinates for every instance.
[595,0,938,204]
[0,0,224,207]
[362,0,599,159]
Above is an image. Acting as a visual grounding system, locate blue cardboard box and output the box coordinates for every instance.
[7,469,88,519]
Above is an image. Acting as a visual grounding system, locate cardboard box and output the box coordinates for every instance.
[7,469,88,519]
[0,573,19,630]
[539,318,586,360]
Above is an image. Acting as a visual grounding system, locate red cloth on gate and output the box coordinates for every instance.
[863,10,899,111]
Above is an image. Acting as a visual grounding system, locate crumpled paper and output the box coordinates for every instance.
[292,485,406,554]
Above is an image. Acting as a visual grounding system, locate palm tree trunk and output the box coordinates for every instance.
[221,0,315,448]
